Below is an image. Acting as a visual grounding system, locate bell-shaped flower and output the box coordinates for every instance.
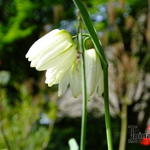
[26,29,77,86]
[58,48,104,97]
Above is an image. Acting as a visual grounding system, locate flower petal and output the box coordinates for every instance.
[68,49,104,97]
[85,49,99,96]
[36,41,72,70]
[45,46,77,86]
[58,70,70,96]
[26,30,73,62]
[97,61,104,96]
[26,29,60,58]
[69,62,82,97]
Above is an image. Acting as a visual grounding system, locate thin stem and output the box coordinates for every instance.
[79,32,88,150]
[83,36,91,50]
[73,1,114,150]
[77,11,88,150]
[119,102,127,150]
[103,69,113,150]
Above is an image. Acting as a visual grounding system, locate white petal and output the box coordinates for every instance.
[58,70,70,96]
[85,49,98,96]
[37,46,76,71]
[26,30,73,61]
[36,41,72,70]
[85,49,104,97]
[30,56,40,68]
[45,67,66,86]
[97,59,104,96]
[69,62,82,97]
[45,46,77,86]
[26,29,60,58]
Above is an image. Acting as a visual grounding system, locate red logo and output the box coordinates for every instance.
[140,125,150,146]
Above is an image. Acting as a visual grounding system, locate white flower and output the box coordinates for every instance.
[26,29,77,86]
[26,29,103,97]
[58,49,104,97]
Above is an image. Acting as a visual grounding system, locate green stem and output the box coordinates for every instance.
[79,32,88,150]
[119,102,127,150]
[73,1,113,150]
[103,68,113,150]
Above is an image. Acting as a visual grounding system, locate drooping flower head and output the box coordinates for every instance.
[26,29,77,86]
[58,49,104,97]
[26,29,104,98]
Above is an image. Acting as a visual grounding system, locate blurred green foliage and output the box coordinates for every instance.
[0,82,57,150]
[0,0,35,46]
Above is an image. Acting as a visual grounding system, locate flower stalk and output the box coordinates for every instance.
[79,32,88,150]
[78,10,88,149]
[103,68,113,150]
[119,99,128,150]
[73,0,113,150]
